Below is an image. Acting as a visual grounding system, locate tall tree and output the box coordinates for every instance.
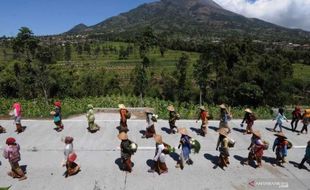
[175,53,190,102]
[193,53,213,105]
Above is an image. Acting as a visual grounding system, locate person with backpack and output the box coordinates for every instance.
[291,106,302,132]
[86,104,99,133]
[3,137,27,181]
[241,108,257,135]
[219,104,232,133]
[118,132,134,173]
[148,135,168,175]
[11,102,23,133]
[242,130,265,168]
[142,108,157,138]
[167,105,179,134]
[299,109,310,134]
[50,101,64,132]
[216,128,230,168]
[272,108,288,132]
[196,106,209,136]
[298,140,310,169]
[118,104,129,133]
[272,132,289,166]
[175,128,193,169]
[62,136,80,177]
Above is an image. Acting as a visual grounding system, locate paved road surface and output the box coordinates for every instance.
[0,114,309,190]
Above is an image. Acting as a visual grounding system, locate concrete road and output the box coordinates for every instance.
[0,114,309,190]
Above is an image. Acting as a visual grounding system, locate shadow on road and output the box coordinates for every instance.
[161,127,171,134]
[115,158,123,170]
[146,159,155,168]
[20,165,27,174]
[114,158,134,171]
[265,127,274,132]
[282,126,294,132]
[262,156,276,166]
[139,130,146,136]
[289,161,310,171]
[232,127,245,134]
[208,126,218,132]
[190,127,201,135]
[169,152,180,161]
[204,153,218,165]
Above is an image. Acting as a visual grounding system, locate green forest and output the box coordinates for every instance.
[0,27,309,118]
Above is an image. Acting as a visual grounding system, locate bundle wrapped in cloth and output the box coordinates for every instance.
[190,139,201,154]
[130,142,138,154]
[163,143,175,154]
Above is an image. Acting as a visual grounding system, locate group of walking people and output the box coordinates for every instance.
[1,102,310,182]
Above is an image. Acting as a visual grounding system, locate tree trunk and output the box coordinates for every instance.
[199,89,202,106]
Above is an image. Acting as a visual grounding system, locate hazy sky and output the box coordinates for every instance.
[0,0,309,36]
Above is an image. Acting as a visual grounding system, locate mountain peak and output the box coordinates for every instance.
[66,23,88,34]
[161,0,222,9]
[65,0,310,41]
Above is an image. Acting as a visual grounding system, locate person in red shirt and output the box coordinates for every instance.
[196,106,209,136]
[291,106,302,132]
[242,130,265,168]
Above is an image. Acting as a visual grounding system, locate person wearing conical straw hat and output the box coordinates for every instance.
[196,106,209,136]
[118,132,133,173]
[242,130,265,168]
[142,108,157,138]
[272,132,289,166]
[86,104,100,133]
[118,104,129,133]
[167,105,179,134]
[3,137,27,181]
[175,128,193,169]
[148,135,168,175]
[219,104,232,133]
[216,128,230,168]
[241,108,257,135]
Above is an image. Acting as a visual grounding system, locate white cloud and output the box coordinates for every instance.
[214,0,310,31]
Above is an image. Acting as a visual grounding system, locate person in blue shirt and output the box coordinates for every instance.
[272,132,288,166]
[175,128,193,169]
[272,108,288,132]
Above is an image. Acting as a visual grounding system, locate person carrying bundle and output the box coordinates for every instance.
[219,104,232,133]
[175,128,193,169]
[167,105,179,134]
[216,128,231,168]
[3,137,27,181]
[86,104,100,133]
[118,104,130,133]
[50,101,64,132]
[142,108,157,138]
[196,106,209,136]
[148,135,168,175]
[242,130,265,168]
[241,108,257,135]
[62,136,80,177]
[118,132,136,173]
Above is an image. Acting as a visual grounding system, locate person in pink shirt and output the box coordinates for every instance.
[11,102,23,133]
[3,137,27,180]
